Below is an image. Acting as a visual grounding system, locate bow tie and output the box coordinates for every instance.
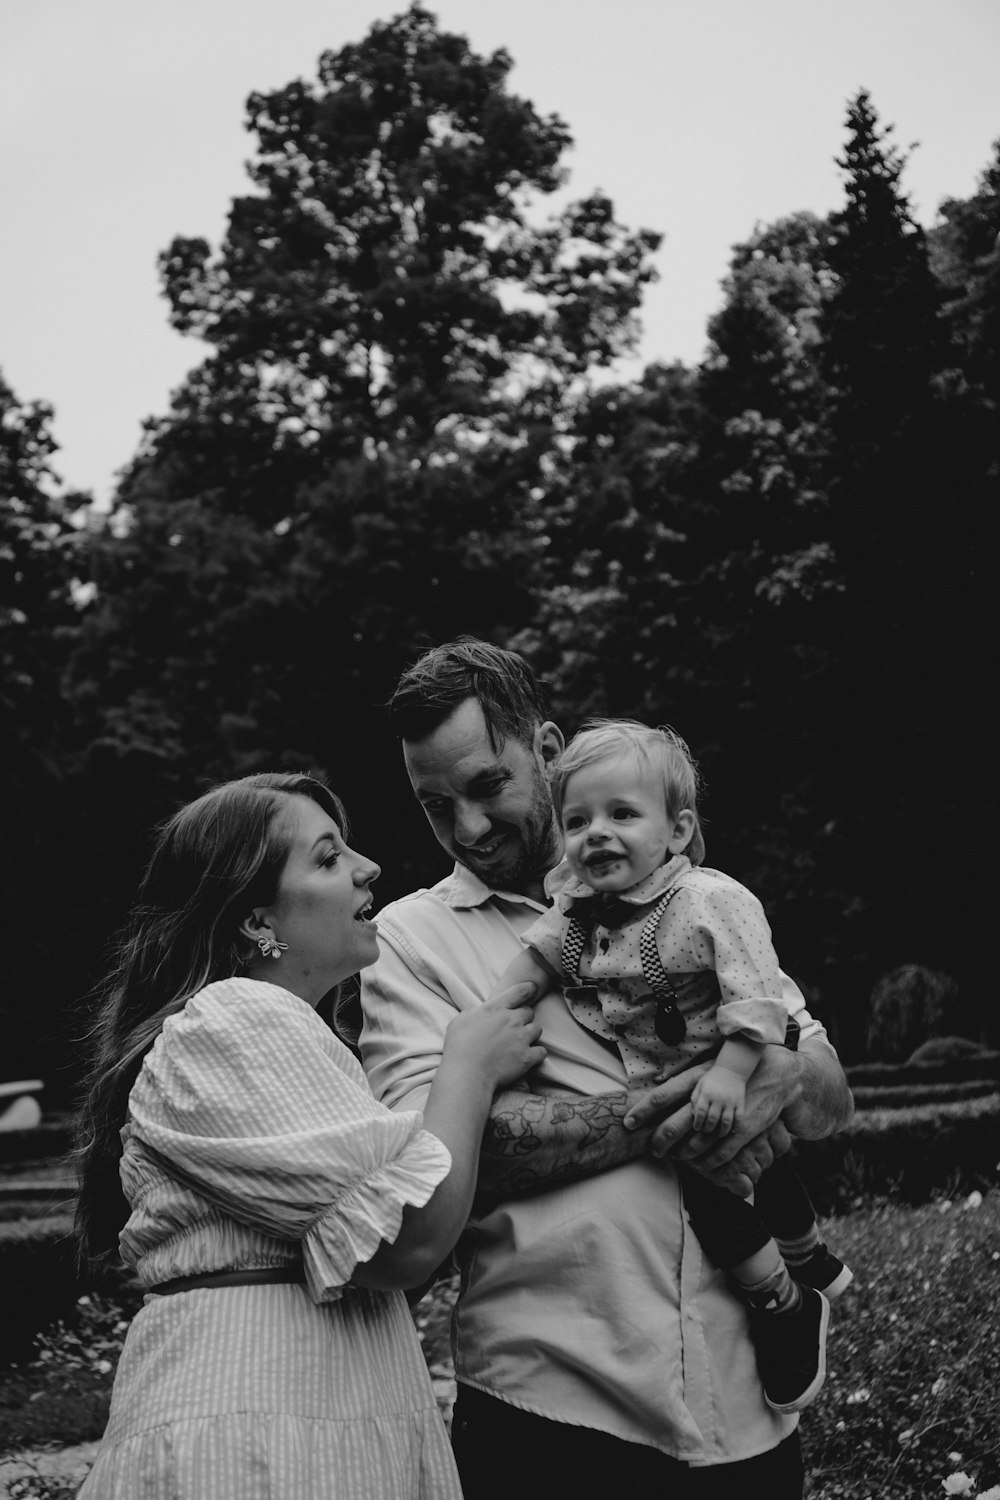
[565,893,637,930]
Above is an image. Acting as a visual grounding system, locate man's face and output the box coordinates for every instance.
[403,698,563,896]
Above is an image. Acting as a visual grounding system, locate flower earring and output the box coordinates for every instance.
[256,934,288,960]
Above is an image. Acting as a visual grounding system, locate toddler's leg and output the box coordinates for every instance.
[678,1165,827,1415]
[754,1158,854,1299]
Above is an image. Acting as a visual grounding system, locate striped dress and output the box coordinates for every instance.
[78,977,463,1499]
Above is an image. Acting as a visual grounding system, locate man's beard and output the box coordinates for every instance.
[459,772,559,894]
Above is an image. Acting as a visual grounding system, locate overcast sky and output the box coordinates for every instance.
[3,0,998,506]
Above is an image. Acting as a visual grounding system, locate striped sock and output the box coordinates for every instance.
[740,1264,802,1315]
[777,1227,822,1268]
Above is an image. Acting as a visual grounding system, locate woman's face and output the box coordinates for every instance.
[256,795,381,1005]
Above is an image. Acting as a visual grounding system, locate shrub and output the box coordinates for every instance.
[793,1094,1000,1215]
[908,1035,987,1064]
[0,1121,72,1168]
[850,1079,999,1110]
[866,964,960,1062]
[0,1217,79,1364]
[846,1053,1000,1087]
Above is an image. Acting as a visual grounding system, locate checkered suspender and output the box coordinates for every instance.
[560,886,684,1001]
[638,887,683,1003]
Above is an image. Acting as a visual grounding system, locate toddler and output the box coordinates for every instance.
[491,718,852,1414]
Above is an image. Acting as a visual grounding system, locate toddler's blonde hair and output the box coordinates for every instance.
[551,718,706,867]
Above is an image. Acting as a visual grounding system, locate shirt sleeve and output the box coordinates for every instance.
[520,907,567,975]
[360,912,472,1114]
[674,880,789,1045]
[127,979,451,1299]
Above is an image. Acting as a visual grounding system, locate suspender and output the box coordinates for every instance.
[560,885,683,1003]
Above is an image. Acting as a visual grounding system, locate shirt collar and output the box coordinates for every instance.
[443,860,552,913]
[546,854,692,912]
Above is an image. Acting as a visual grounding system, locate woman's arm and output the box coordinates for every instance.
[352,987,544,1288]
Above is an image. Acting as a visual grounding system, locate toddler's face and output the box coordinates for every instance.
[560,754,691,893]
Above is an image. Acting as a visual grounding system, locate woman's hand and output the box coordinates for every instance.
[444,983,546,1091]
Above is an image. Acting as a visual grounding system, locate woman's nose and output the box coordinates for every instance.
[353,851,381,884]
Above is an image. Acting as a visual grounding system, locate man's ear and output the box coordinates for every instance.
[668,810,697,855]
[535,720,564,770]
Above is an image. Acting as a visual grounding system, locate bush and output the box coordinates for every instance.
[0,1121,72,1168]
[793,1093,1000,1214]
[865,964,960,1062]
[0,1217,80,1364]
[908,1034,987,1064]
[850,1079,999,1110]
[846,1053,1000,1087]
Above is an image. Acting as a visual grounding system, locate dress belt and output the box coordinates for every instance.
[148,1265,306,1296]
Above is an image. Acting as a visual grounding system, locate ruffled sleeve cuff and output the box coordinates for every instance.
[716,997,789,1045]
[302,1125,451,1302]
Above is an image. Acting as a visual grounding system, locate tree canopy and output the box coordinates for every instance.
[4,36,996,1088]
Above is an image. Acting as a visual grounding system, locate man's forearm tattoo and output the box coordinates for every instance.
[480,1091,642,1196]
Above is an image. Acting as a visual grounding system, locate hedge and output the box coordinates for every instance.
[845,1053,1000,1087]
[850,1079,999,1110]
[793,1092,1000,1215]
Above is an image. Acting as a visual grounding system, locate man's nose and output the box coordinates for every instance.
[454,801,491,847]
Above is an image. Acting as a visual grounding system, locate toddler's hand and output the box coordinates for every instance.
[690,1065,747,1136]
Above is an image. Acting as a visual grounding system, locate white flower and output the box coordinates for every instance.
[938,1199,953,1213]
[964,1190,983,1209]
[932,1375,947,1397]
[846,1387,872,1405]
[942,1474,976,1496]
[96,1358,113,1374]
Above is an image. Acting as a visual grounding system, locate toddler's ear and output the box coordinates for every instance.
[668,810,697,854]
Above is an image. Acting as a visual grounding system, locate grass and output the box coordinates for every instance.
[1,1191,998,1498]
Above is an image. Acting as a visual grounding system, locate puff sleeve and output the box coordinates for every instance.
[126,978,452,1300]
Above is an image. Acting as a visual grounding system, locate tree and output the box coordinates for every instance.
[67,6,661,909]
[932,139,1000,399]
[822,90,940,451]
[0,371,83,1081]
[140,3,659,515]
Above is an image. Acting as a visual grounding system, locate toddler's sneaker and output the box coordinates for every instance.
[750,1286,830,1414]
[791,1246,854,1300]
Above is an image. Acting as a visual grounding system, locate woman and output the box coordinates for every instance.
[74,772,543,1498]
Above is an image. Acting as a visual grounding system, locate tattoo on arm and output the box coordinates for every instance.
[478,1089,649,1198]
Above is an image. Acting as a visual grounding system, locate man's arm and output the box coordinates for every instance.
[360,911,652,1197]
[625,1035,854,1196]
[479,1084,652,1197]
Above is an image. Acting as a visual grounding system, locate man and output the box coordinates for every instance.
[360,639,853,1499]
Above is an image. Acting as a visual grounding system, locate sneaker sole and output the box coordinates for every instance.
[818,1264,854,1300]
[764,1292,830,1415]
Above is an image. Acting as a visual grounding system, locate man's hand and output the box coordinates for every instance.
[624,1048,808,1197]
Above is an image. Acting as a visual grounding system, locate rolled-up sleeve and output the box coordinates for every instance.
[678,882,791,1044]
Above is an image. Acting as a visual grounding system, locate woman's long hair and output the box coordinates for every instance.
[73,772,346,1271]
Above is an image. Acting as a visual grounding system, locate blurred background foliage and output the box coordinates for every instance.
[2,6,996,1094]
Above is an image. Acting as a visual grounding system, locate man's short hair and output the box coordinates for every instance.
[388,638,551,749]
